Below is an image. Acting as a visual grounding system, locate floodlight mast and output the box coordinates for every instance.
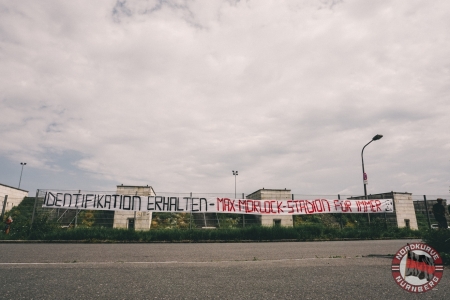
[232,170,238,199]
[18,162,26,189]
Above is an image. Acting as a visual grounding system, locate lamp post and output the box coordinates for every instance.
[19,162,26,189]
[361,134,383,224]
[232,170,238,199]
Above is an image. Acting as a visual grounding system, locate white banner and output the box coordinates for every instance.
[42,192,394,215]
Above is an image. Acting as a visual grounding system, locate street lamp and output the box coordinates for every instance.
[361,134,383,200]
[361,134,383,196]
[19,162,27,189]
[232,170,238,199]
[361,134,383,223]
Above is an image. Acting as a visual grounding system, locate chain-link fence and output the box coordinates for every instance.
[30,190,262,230]
[32,190,343,230]
[412,194,448,230]
[3,189,448,231]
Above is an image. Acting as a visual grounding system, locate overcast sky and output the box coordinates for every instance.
[1,0,449,197]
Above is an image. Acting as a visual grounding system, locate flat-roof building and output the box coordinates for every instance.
[1,183,29,216]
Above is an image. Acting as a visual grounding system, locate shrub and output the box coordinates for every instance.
[421,229,450,265]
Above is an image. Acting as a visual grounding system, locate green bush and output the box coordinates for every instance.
[421,229,450,265]
[1,197,58,240]
[1,222,422,242]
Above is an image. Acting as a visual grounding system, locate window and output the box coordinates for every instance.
[404,219,410,229]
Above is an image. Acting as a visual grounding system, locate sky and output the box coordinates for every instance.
[1,0,449,197]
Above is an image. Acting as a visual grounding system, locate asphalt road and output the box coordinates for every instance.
[0,240,448,299]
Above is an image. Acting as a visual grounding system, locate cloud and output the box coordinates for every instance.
[1,0,449,196]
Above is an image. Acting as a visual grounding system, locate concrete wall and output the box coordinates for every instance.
[0,183,29,213]
[393,192,418,230]
[113,185,155,230]
[246,189,293,227]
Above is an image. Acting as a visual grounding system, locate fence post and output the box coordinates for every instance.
[189,192,192,230]
[423,195,431,229]
[30,190,40,231]
[1,195,8,220]
[75,190,80,228]
[338,194,342,229]
[292,193,295,227]
[133,191,137,230]
[242,192,245,228]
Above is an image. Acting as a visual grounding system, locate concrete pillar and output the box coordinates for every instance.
[246,188,293,227]
[113,185,155,230]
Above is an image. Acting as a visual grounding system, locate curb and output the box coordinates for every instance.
[0,237,423,243]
